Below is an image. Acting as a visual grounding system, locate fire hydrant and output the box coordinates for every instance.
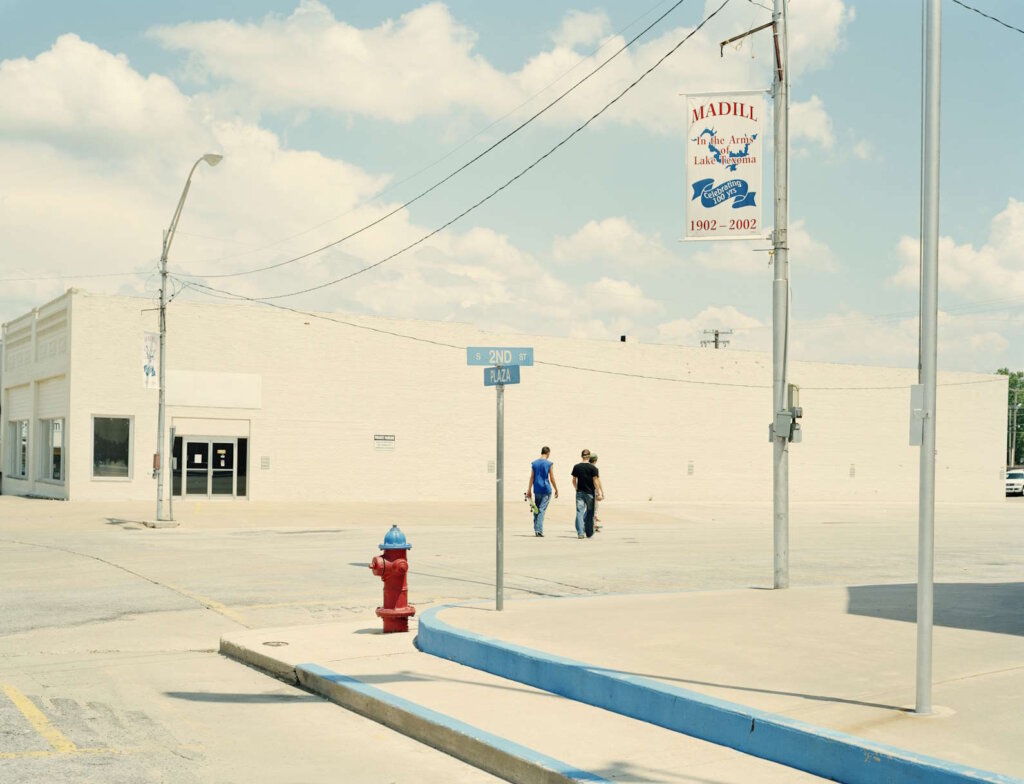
[369,525,416,633]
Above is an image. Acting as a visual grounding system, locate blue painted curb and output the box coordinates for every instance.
[417,605,1021,784]
[297,663,610,783]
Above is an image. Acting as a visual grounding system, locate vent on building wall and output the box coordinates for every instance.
[487,460,495,474]
[687,461,694,476]
[849,464,856,478]
[260,456,271,471]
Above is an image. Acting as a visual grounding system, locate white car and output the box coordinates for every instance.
[1006,469,1024,496]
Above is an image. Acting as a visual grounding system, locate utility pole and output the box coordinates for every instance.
[700,328,732,348]
[718,0,796,590]
[770,0,791,590]
[916,0,941,716]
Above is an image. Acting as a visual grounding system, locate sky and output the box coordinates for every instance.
[1,0,1022,373]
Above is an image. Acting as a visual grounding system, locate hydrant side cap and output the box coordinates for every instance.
[379,524,412,551]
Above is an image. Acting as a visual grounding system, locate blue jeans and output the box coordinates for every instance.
[533,492,551,534]
[575,492,595,537]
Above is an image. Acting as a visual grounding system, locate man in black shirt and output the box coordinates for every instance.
[571,449,604,538]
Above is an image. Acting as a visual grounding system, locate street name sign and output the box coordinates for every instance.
[484,366,520,386]
[466,347,534,367]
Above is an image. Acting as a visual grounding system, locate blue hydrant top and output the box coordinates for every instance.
[379,524,412,551]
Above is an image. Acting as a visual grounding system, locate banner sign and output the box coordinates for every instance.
[685,92,764,240]
[142,332,159,389]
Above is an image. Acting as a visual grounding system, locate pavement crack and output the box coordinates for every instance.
[0,537,250,629]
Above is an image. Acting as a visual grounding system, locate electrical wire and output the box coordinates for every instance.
[185,0,735,301]
[172,0,680,269]
[0,270,151,283]
[175,275,1001,391]
[951,0,1024,35]
[176,0,700,281]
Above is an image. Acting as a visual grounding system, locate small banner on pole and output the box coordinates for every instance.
[684,92,764,241]
[142,331,159,389]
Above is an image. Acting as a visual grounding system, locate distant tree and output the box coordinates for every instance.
[997,368,1024,466]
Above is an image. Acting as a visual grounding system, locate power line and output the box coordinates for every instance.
[176,276,1001,392]
[171,0,680,269]
[187,0,735,302]
[0,269,151,283]
[177,0,700,281]
[951,0,1024,35]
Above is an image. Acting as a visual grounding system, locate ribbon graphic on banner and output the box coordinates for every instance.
[691,178,757,209]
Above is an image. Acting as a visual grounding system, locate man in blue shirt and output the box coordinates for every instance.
[525,446,559,537]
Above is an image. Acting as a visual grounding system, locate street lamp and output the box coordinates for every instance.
[156,153,223,521]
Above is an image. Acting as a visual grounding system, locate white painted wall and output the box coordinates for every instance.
[2,290,1008,503]
[0,293,70,499]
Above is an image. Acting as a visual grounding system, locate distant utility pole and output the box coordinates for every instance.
[700,329,732,348]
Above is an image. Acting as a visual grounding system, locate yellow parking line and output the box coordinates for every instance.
[0,743,203,760]
[1,683,77,754]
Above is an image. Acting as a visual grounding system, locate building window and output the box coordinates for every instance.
[39,418,64,482]
[93,416,132,479]
[8,420,28,478]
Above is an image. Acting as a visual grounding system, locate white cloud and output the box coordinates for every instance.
[791,95,834,150]
[551,217,674,266]
[583,277,663,316]
[658,305,763,345]
[551,10,610,50]
[787,309,1021,371]
[147,1,853,137]
[0,34,208,157]
[150,2,513,123]
[852,140,872,160]
[690,219,836,274]
[890,198,1024,300]
[785,0,854,74]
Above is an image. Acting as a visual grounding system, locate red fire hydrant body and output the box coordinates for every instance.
[369,525,415,633]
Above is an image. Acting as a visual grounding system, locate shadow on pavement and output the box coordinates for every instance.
[846,582,1024,637]
[586,668,907,713]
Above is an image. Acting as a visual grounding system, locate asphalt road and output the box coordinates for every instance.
[1,496,1020,783]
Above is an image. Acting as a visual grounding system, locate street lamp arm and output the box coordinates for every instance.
[161,157,205,263]
[160,154,222,264]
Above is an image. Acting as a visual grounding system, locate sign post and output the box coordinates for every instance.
[468,347,531,611]
[495,382,504,611]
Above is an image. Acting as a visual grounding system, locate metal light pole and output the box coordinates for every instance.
[156,153,223,521]
[771,0,791,589]
[916,0,941,716]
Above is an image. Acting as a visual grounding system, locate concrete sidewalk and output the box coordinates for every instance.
[222,583,1023,783]
[222,618,828,783]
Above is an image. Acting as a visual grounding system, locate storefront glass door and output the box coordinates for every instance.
[211,442,235,495]
[174,436,248,499]
[185,441,210,496]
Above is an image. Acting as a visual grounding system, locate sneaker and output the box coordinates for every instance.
[578,534,585,539]
[535,531,543,537]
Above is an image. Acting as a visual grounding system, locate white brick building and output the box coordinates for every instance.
[0,289,1007,503]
